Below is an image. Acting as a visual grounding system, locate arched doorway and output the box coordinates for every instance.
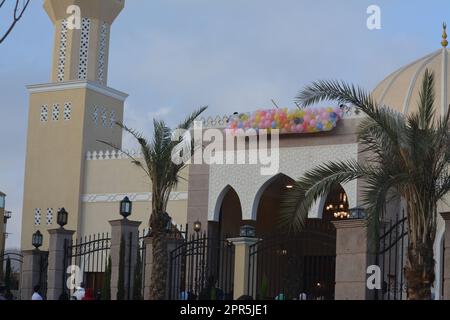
[218,186,243,238]
[248,176,350,300]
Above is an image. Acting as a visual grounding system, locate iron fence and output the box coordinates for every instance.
[247,220,336,300]
[168,232,235,300]
[377,211,408,300]
[63,232,111,298]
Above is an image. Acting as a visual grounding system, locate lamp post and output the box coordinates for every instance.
[32,230,43,250]
[120,196,132,219]
[57,208,68,228]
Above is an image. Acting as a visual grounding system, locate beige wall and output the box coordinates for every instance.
[80,158,189,236]
[21,85,125,250]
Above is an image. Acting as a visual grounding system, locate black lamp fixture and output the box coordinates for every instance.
[193,220,202,233]
[32,230,43,250]
[57,208,68,228]
[120,196,132,219]
[240,225,256,238]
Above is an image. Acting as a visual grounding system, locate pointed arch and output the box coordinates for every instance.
[212,185,242,222]
[251,173,295,221]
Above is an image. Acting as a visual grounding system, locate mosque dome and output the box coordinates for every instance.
[372,24,450,116]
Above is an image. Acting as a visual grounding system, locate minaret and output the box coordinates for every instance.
[21,0,128,250]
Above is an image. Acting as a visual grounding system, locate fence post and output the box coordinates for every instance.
[332,218,374,300]
[20,249,48,300]
[227,237,259,300]
[46,228,75,300]
[109,219,141,300]
[143,237,153,300]
[440,212,450,299]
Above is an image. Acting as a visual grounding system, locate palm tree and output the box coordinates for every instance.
[100,106,207,300]
[280,70,450,300]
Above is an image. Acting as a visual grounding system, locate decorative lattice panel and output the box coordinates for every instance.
[64,102,72,121]
[46,208,53,226]
[52,104,60,121]
[78,18,91,80]
[57,20,68,82]
[98,22,108,84]
[40,105,48,122]
[34,208,42,226]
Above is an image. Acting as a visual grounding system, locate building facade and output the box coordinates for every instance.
[20,0,450,299]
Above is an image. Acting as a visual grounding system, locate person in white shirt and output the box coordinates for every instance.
[72,282,86,300]
[31,285,43,300]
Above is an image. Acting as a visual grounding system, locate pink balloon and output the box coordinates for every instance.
[310,119,316,127]
[304,115,311,122]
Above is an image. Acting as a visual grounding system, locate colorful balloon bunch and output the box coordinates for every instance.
[227,107,342,134]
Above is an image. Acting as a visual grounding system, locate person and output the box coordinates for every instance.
[31,285,43,300]
[72,282,86,300]
[237,295,253,301]
[82,288,94,300]
[0,284,7,301]
[58,291,70,300]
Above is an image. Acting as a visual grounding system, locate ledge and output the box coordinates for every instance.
[332,218,368,229]
[27,80,129,102]
[109,219,142,228]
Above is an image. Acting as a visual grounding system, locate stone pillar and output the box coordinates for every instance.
[440,212,450,299]
[143,237,153,300]
[109,219,141,300]
[47,228,75,300]
[228,237,259,300]
[20,249,49,300]
[332,219,372,300]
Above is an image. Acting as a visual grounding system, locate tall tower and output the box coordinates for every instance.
[21,0,127,250]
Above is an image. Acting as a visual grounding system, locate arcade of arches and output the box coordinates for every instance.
[209,174,350,299]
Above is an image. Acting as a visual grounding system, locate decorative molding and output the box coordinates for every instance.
[86,149,143,160]
[199,110,362,129]
[81,192,188,203]
[200,115,230,128]
[27,80,129,102]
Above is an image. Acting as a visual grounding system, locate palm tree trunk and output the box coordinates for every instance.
[405,240,435,300]
[149,229,168,299]
[148,211,170,300]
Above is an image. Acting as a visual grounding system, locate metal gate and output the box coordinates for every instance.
[63,233,111,298]
[0,251,26,299]
[377,211,408,300]
[247,220,336,300]
[168,233,235,300]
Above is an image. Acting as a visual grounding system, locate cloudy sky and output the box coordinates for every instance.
[1,0,449,249]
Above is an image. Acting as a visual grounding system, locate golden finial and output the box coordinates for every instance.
[442,22,448,47]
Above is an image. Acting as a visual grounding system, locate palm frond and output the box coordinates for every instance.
[279,160,372,231]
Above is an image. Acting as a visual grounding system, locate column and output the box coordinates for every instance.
[332,218,373,300]
[47,228,75,300]
[228,237,259,300]
[20,249,49,300]
[109,219,141,300]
